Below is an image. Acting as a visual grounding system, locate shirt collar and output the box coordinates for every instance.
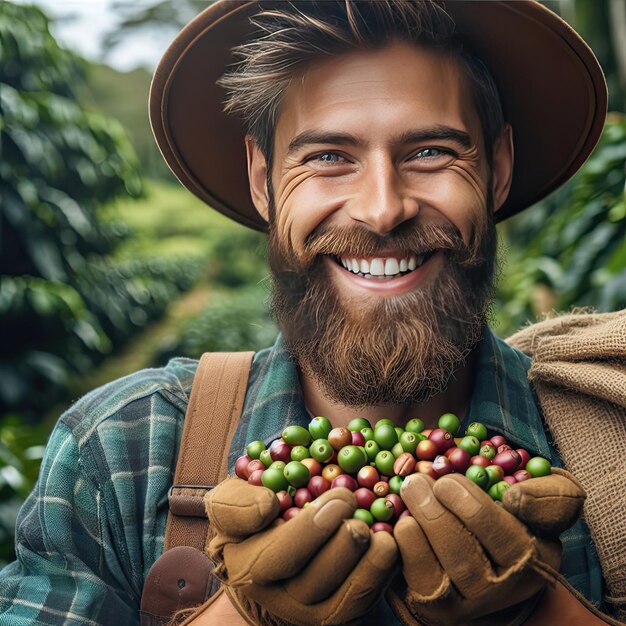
[466,326,551,458]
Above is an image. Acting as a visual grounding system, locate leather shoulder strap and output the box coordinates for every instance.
[165,351,254,551]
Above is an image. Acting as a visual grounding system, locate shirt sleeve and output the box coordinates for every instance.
[0,419,139,626]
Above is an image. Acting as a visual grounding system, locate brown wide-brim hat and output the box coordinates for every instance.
[150,0,607,232]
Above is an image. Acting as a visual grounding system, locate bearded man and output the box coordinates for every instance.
[1,2,624,626]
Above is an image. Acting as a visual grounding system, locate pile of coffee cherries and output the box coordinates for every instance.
[235,414,551,533]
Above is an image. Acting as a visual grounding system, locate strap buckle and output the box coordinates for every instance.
[168,484,216,518]
[168,483,216,498]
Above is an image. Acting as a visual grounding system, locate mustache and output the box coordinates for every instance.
[297,221,480,267]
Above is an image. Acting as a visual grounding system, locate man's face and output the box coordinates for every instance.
[248,42,511,406]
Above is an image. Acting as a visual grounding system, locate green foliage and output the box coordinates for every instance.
[1,78,142,284]
[0,415,48,565]
[0,1,142,283]
[0,5,208,421]
[143,187,275,362]
[106,179,232,259]
[0,276,110,409]
[494,114,626,335]
[101,178,273,366]
[153,286,277,364]
[0,3,133,418]
[1,2,82,96]
[76,256,205,342]
[207,229,269,288]
[80,63,172,181]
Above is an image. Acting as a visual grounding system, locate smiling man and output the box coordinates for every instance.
[1,2,623,626]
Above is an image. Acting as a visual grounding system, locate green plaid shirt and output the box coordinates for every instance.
[0,328,604,624]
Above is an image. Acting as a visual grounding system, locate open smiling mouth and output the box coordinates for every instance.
[333,251,437,280]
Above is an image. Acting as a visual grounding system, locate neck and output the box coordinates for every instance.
[300,345,479,431]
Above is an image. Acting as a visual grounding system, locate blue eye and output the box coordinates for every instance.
[315,153,344,163]
[415,148,447,158]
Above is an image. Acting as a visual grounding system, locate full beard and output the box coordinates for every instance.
[269,213,497,408]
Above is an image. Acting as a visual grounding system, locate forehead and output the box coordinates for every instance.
[275,41,481,148]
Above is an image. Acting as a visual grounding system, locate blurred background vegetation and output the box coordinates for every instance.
[0,0,625,565]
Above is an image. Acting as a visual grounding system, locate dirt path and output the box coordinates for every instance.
[67,280,214,399]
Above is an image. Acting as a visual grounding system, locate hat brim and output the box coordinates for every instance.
[150,0,607,232]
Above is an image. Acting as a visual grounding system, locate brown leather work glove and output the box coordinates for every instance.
[205,477,398,626]
[389,468,585,626]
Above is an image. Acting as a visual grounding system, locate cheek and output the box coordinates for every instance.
[273,168,348,255]
[409,167,488,243]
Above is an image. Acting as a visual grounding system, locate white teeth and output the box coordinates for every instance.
[369,258,385,276]
[384,258,400,276]
[338,252,432,277]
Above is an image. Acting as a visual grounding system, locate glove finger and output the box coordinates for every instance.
[320,529,398,625]
[433,474,534,569]
[235,523,394,626]
[401,473,493,598]
[503,469,586,536]
[394,514,449,600]
[224,487,356,586]
[205,477,279,537]
[284,519,371,604]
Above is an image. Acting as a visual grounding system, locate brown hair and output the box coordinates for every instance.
[219,0,505,170]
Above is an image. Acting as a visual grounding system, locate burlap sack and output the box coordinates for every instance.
[507,310,626,621]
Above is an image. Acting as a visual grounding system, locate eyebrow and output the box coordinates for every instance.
[287,125,472,157]
[398,127,472,150]
[287,131,361,156]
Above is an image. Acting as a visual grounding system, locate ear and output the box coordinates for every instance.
[491,123,514,213]
[246,136,270,222]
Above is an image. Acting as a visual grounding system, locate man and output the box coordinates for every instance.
[0,1,621,625]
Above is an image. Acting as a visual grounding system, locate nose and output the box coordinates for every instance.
[347,157,419,234]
